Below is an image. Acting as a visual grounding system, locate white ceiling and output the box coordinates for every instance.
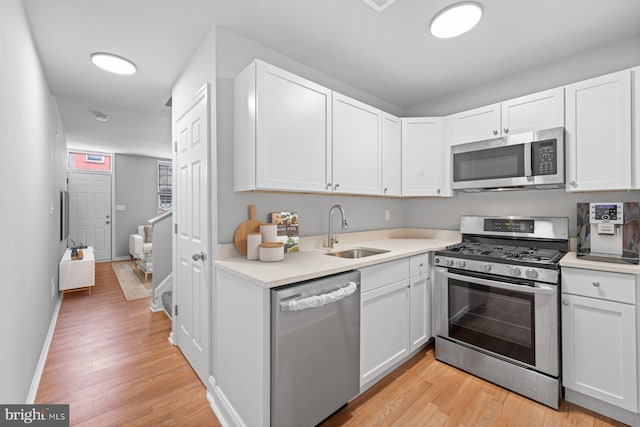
[22,0,640,159]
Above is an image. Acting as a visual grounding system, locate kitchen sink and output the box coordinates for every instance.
[325,247,390,259]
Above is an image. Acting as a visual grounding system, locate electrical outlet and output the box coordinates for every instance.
[50,276,57,301]
[384,209,391,221]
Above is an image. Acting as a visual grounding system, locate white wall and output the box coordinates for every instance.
[216,28,406,244]
[405,35,640,116]
[0,0,68,403]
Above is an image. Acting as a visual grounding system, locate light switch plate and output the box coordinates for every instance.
[116,205,126,211]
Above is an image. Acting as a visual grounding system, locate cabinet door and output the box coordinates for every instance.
[448,103,501,145]
[255,61,332,192]
[332,93,381,195]
[361,280,410,386]
[633,67,640,189]
[401,117,446,197]
[565,70,631,192]
[410,273,430,350]
[562,293,637,412]
[501,87,564,135]
[381,113,401,196]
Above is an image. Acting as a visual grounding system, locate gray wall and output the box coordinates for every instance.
[115,154,170,258]
[216,29,406,244]
[0,0,68,402]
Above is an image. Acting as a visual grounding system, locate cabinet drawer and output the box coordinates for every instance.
[410,253,429,278]
[360,259,410,293]
[562,267,636,304]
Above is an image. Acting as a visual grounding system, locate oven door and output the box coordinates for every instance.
[434,267,558,377]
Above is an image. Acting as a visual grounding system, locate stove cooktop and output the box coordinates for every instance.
[436,242,565,269]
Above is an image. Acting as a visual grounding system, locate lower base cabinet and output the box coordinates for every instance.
[561,267,638,414]
[360,253,430,387]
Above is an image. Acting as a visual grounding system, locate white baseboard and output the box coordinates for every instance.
[168,332,175,346]
[208,380,248,427]
[112,255,132,261]
[26,295,62,404]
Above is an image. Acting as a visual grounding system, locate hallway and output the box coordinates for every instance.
[35,262,220,426]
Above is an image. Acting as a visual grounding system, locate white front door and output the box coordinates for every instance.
[67,172,112,261]
[174,85,209,383]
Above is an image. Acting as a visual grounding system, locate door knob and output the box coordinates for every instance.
[562,299,569,306]
[192,252,206,261]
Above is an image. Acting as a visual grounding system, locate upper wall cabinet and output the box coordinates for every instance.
[234,60,332,193]
[447,87,565,146]
[401,117,450,197]
[633,67,640,189]
[447,103,501,146]
[332,93,381,195]
[381,113,402,197]
[565,70,632,192]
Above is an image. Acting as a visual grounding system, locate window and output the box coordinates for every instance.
[158,162,172,213]
[68,151,112,172]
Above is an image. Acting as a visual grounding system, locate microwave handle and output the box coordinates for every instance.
[437,269,555,295]
[524,141,532,177]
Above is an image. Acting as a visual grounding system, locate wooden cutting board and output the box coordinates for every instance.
[234,204,263,255]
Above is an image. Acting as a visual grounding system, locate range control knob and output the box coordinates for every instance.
[455,260,466,268]
[525,269,539,279]
[446,259,454,267]
[482,263,492,272]
[508,266,522,277]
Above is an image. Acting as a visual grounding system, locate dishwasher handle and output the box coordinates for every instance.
[280,282,358,312]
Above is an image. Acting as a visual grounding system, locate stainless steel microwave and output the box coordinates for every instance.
[451,127,565,192]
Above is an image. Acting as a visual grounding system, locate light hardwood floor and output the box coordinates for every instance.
[36,262,220,426]
[37,262,627,426]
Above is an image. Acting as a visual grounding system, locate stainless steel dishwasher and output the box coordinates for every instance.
[271,270,360,427]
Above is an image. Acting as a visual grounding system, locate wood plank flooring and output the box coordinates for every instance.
[37,261,627,426]
[323,348,627,427]
[36,262,220,426]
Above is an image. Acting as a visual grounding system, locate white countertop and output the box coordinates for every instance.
[214,229,461,288]
[560,251,640,275]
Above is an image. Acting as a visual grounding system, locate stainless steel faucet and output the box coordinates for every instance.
[327,204,348,248]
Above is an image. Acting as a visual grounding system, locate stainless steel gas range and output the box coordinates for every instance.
[433,216,569,409]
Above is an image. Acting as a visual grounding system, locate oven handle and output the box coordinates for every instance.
[437,270,555,295]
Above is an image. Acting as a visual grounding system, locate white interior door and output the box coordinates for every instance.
[175,85,209,383]
[67,172,112,261]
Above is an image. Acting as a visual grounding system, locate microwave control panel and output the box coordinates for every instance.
[531,139,557,176]
[589,202,623,224]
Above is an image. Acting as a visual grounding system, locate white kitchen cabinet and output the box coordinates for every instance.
[360,258,411,386]
[447,88,565,146]
[360,280,410,386]
[561,267,638,412]
[633,66,640,189]
[447,103,501,145]
[565,70,632,192]
[409,253,430,350]
[501,87,564,135]
[332,93,381,195]
[234,60,332,193]
[381,113,402,196]
[401,117,450,197]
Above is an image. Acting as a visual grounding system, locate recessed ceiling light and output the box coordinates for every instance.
[90,52,137,75]
[430,2,483,39]
[91,111,109,122]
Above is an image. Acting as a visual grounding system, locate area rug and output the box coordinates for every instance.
[112,261,152,301]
